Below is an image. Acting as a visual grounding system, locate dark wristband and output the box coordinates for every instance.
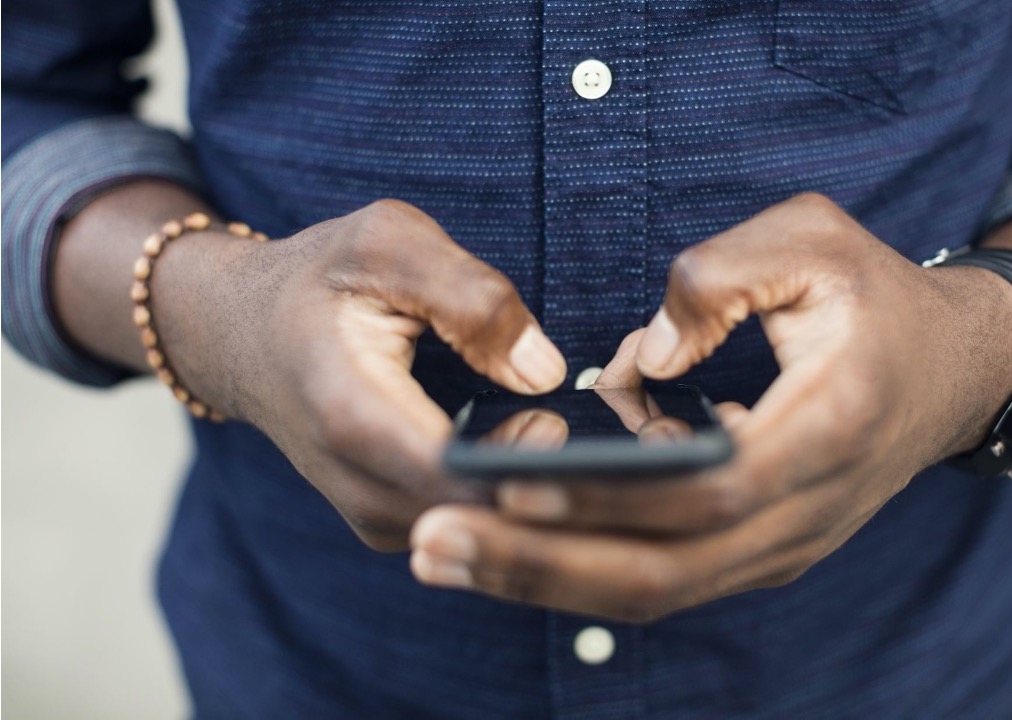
[943,398,1011,478]
[935,248,1012,286]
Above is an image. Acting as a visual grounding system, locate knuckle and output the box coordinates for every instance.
[468,265,516,316]
[357,199,400,241]
[590,554,678,623]
[790,191,835,210]
[697,479,753,530]
[668,245,709,297]
[626,555,675,607]
[342,499,412,552]
[482,546,552,604]
[490,572,541,606]
[364,197,423,226]
[758,566,808,589]
[350,198,432,259]
[789,192,838,218]
[789,192,850,237]
[356,529,409,552]
[354,525,410,553]
[446,265,522,349]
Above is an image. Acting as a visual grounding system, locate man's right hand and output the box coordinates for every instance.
[55,189,566,551]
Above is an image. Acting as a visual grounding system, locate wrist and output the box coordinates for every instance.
[53,180,218,372]
[147,225,277,422]
[923,263,1012,460]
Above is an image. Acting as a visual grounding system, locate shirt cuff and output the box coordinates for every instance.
[2,116,205,386]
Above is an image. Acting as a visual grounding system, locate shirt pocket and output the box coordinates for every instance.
[773,0,979,114]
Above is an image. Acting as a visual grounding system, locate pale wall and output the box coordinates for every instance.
[3,1,194,716]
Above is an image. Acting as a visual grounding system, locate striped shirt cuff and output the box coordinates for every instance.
[2,116,205,386]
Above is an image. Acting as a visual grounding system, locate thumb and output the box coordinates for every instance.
[348,200,567,394]
[635,194,854,379]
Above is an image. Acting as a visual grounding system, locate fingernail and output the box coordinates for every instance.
[412,513,479,562]
[638,310,680,375]
[498,482,569,521]
[411,549,474,588]
[509,325,567,393]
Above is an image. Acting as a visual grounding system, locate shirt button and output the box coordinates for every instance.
[574,626,615,665]
[574,366,603,390]
[572,59,612,100]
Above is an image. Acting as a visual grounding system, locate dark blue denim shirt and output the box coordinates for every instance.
[4,2,1012,718]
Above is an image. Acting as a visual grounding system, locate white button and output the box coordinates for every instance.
[574,626,615,665]
[572,59,612,100]
[574,366,603,390]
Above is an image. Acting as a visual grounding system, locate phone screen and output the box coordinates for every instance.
[444,384,733,479]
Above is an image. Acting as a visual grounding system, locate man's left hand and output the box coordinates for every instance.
[410,193,1012,622]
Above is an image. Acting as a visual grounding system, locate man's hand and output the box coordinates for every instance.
[140,198,567,551]
[409,193,1012,621]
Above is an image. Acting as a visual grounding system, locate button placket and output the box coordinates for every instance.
[540,1,649,384]
[542,1,649,714]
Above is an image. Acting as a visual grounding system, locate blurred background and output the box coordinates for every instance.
[3,0,193,716]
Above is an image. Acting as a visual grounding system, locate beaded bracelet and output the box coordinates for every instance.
[130,212,268,421]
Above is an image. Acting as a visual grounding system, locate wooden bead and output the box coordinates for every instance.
[172,386,191,404]
[140,327,158,348]
[184,212,211,231]
[251,231,269,242]
[227,222,252,237]
[156,368,175,386]
[188,401,208,418]
[132,305,151,327]
[145,348,165,369]
[133,257,152,281]
[161,219,184,238]
[130,282,150,302]
[142,233,164,258]
[208,410,227,423]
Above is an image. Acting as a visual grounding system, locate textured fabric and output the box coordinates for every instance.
[982,174,1012,237]
[4,1,1012,718]
[1,117,204,385]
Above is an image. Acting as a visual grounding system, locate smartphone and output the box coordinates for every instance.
[443,383,733,480]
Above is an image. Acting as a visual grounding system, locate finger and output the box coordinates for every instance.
[412,504,682,619]
[342,200,566,394]
[494,470,735,533]
[713,401,749,431]
[592,385,654,433]
[410,491,853,621]
[492,396,739,532]
[595,329,646,388]
[306,322,454,480]
[636,193,862,379]
[638,416,692,445]
[483,409,569,449]
[310,452,491,552]
[496,352,885,535]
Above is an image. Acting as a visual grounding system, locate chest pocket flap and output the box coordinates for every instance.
[774,1,985,114]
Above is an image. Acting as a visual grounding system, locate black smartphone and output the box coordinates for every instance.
[443,383,733,480]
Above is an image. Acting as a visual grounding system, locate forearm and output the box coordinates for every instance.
[52,180,219,374]
[52,176,278,426]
